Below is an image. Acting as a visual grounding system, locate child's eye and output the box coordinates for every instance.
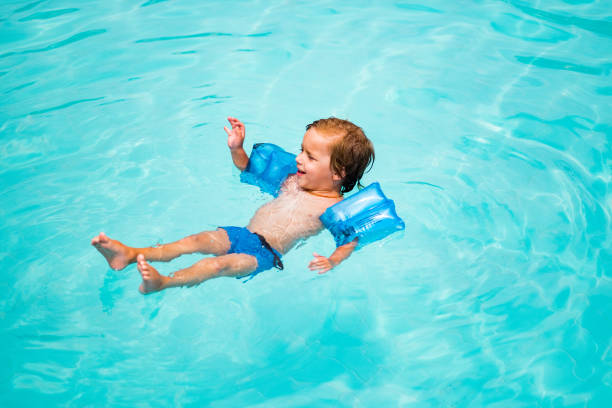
[300,147,314,160]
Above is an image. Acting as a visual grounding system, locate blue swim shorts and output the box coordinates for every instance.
[218,226,283,281]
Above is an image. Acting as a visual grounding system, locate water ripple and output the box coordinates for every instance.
[0,29,107,59]
[491,12,573,43]
[395,3,443,13]
[515,55,611,75]
[402,181,444,190]
[596,86,612,95]
[4,81,36,94]
[134,31,271,43]
[14,0,45,14]
[511,1,612,38]
[28,97,105,116]
[192,94,231,101]
[141,0,169,7]
[18,8,79,22]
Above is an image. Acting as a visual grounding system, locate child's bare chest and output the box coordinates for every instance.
[249,192,325,232]
[247,188,337,252]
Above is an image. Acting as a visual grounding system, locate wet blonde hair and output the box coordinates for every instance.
[306,117,375,193]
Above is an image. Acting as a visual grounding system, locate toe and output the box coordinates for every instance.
[91,234,102,245]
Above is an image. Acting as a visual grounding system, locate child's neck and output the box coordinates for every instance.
[306,189,343,199]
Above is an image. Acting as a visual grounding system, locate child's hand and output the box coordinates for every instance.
[308,252,334,274]
[224,116,245,150]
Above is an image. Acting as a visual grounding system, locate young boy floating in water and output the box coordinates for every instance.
[91,117,374,294]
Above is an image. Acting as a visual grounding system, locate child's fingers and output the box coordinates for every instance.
[309,257,331,272]
[309,253,333,273]
[309,255,325,265]
[318,264,331,274]
[231,123,244,134]
[223,126,231,136]
[308,259,321,269]
[228,117,243,127]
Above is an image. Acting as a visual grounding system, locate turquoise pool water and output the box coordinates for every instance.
[1,0,611,406]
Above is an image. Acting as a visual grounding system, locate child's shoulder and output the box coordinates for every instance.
[280,173,299,192]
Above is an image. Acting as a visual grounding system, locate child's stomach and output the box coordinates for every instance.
[247,188,326,254]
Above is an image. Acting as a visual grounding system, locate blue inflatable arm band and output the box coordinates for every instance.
[320,182,405,247]
[240,143,297,196]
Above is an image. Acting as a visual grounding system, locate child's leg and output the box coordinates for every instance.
[136,253,257,294]
[91,229,231,270]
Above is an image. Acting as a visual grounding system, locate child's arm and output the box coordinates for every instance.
[308,239,358,274]
[224,116,249,170]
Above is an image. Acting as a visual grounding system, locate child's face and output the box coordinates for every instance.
[295,128,342,194]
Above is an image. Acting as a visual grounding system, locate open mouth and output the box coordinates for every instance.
[297,169,306,176]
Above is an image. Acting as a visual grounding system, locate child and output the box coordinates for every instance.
[91,117,374,294]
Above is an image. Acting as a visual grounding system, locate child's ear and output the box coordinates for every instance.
[332,168,346,182]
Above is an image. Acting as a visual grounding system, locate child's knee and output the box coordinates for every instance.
[212,255,254,277]
[189,232,205,244]
[208,257,228,274]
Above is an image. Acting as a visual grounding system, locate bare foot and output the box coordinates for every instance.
[137,254,167,294]
[91,232,134,270]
